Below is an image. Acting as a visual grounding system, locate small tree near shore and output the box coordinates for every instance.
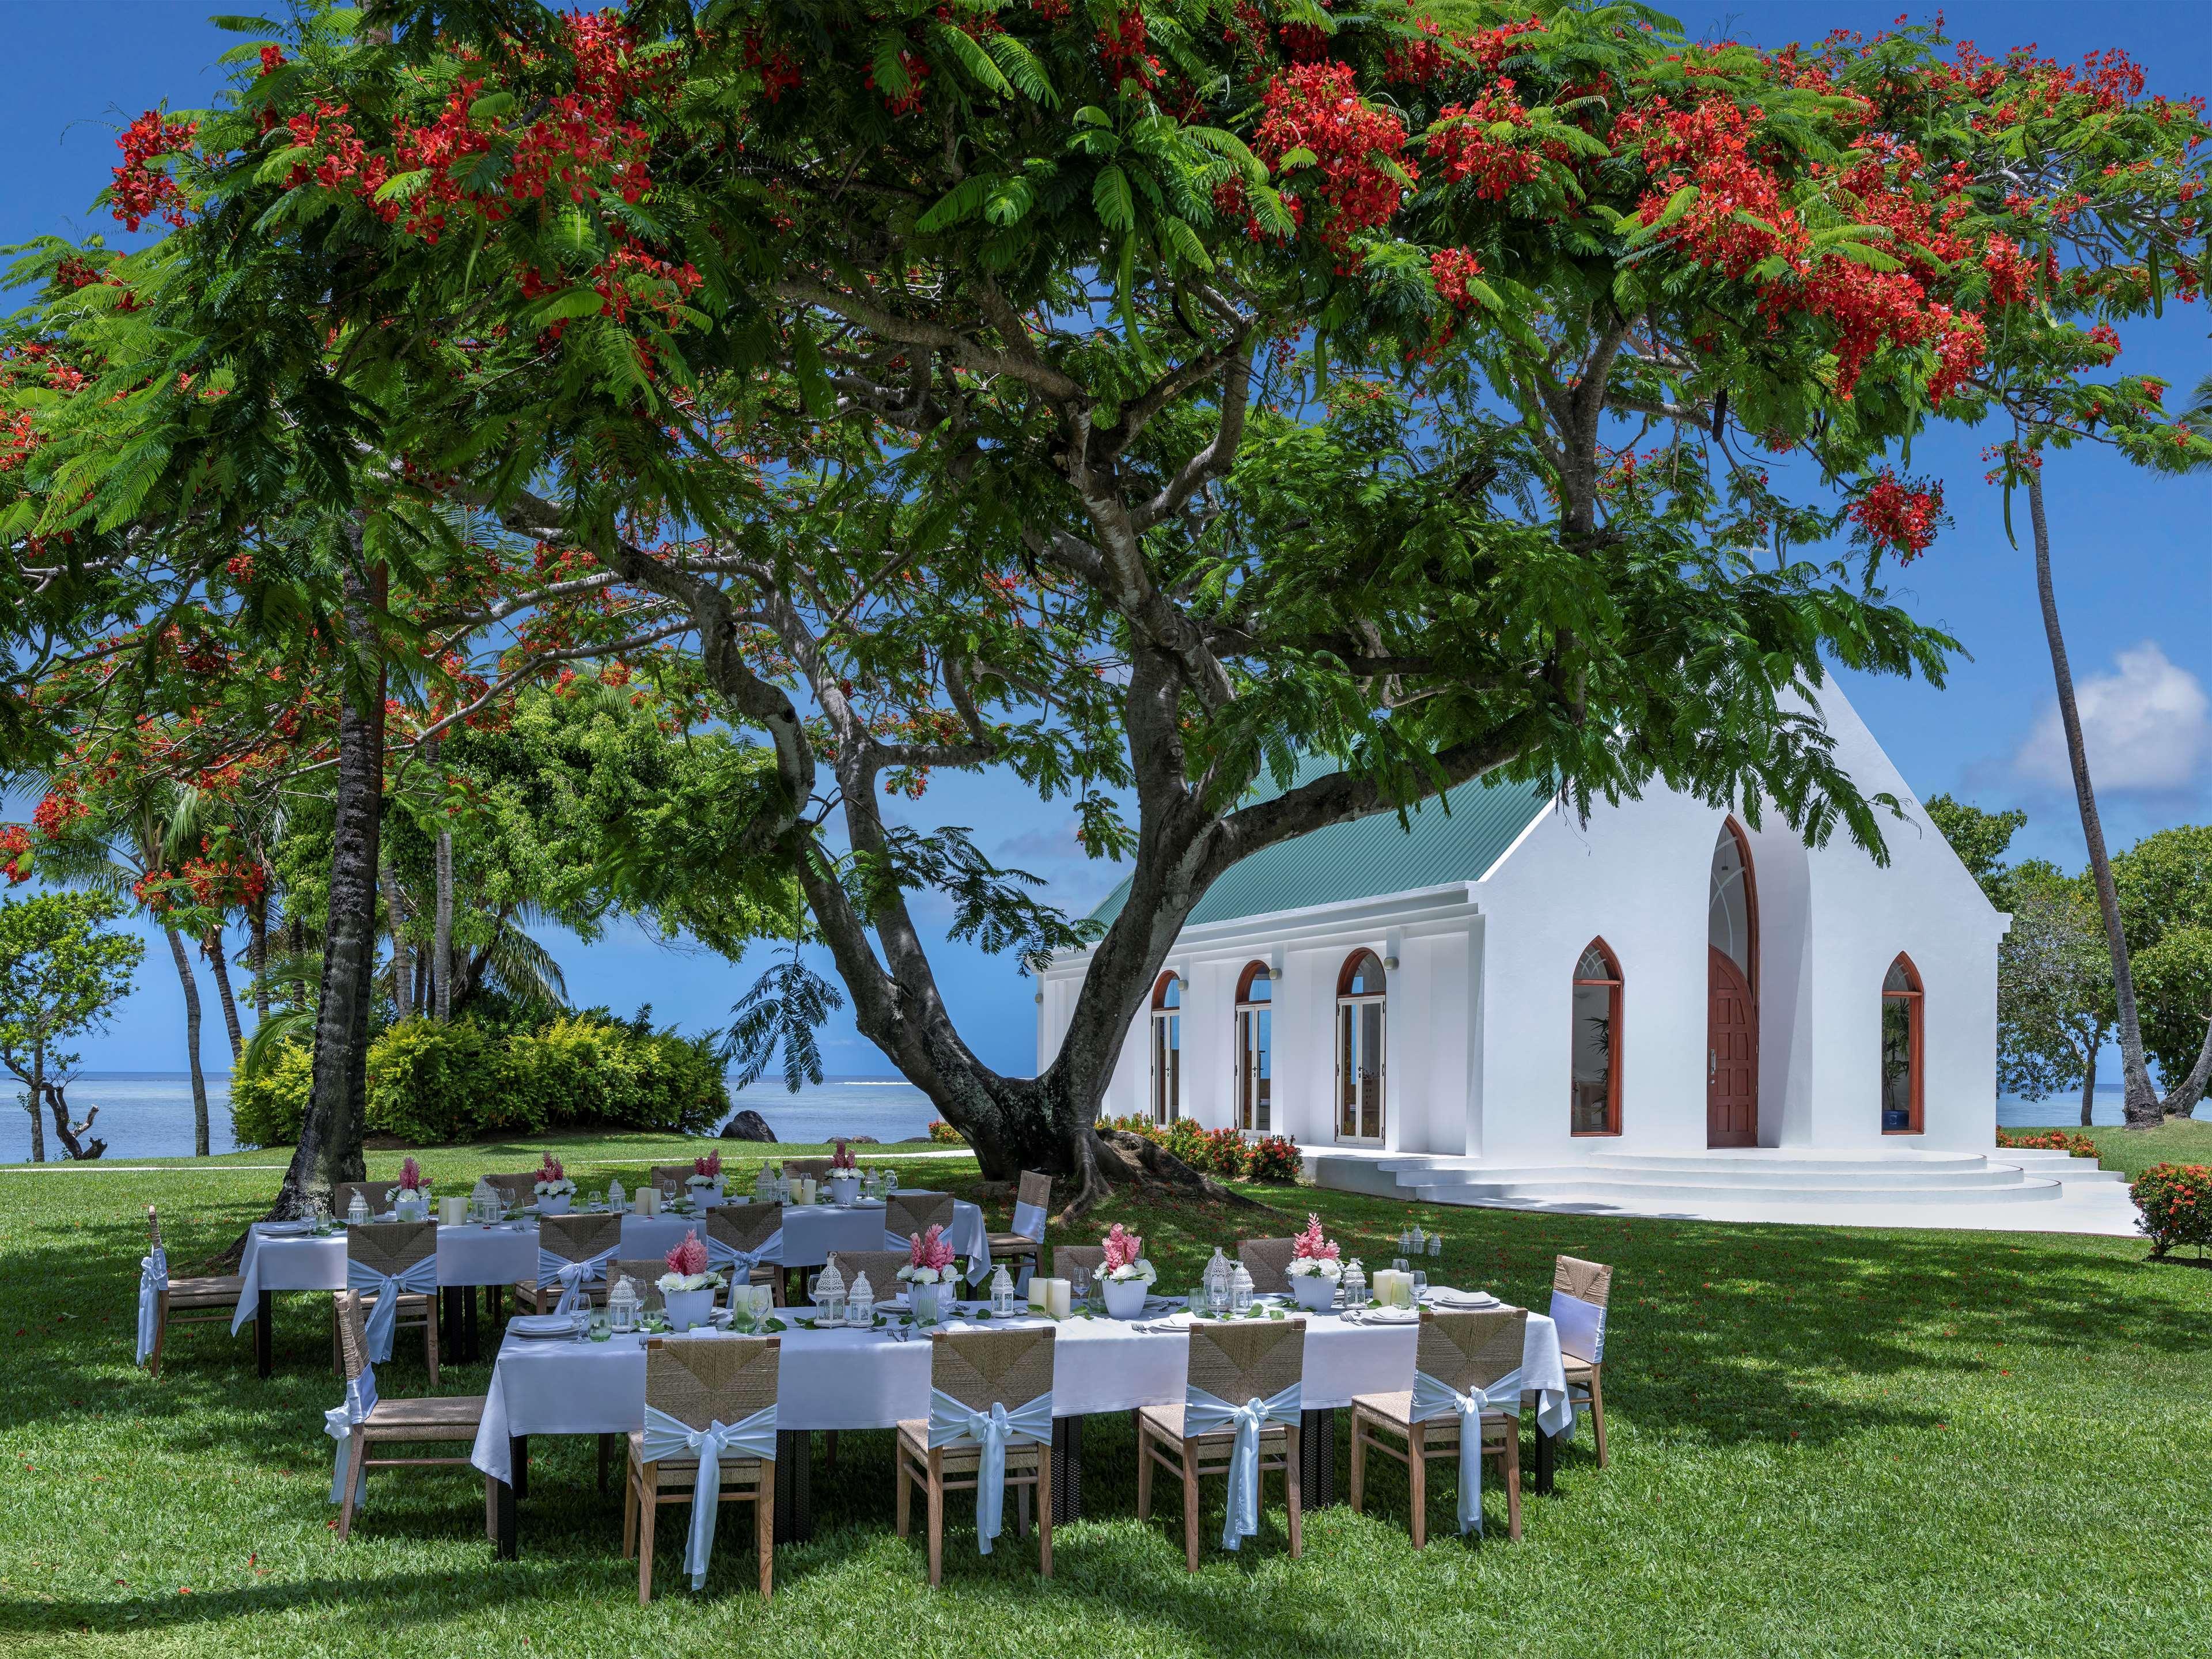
[0,891,144,1162]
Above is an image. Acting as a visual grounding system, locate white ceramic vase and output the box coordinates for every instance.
[908,1280,949,1325]
[1291,1272,1339,1313]
[1101,1274,1149,1319]
[662,1286,715,1332]
[537,1192,571,1216]
[827,1174,860,1206]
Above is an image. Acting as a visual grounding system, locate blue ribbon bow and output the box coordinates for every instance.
[926,1389,1055,1553]
[345,1255,442,1363]
[135,1249,165,1367]
[536,1244,620,1317]
[324,1368,379,1509]
[1410,1368,1523,1535]
[1182,1382,1302,1550]
[639,1404,778,1589]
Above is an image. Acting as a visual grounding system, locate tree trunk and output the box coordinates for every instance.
[25,1038,46,1164]
[204,928,245,1064]
[2080,1043,2097,1129]
[2025,467,2164,1130]
[164,925,210,1157]
[381,862,410,1021]
[249,893,270,1020]
[271,555,383,1219]
[434,829,453,1021]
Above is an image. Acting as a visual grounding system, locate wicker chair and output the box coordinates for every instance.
[781,1156,836,1183]
[611,1260,671,1312]
[646,1164,704,1202]
[825,1249,913,1305]
[1552,1255,1615,1467]
[330,1290,490,1541]
[1050,1243,1105,1287]
[623,1335,780,1602]
[1236,1237,1298,1294]
[707,1202,787,1306]
[140,1206,243,1378]
[984,1172,1052,1283]
[1137,1319,1305,1570]
[895,1327,1055,1585]
[514,1212,625,1313]
[331,1180,399,1218]
[336,1220,442,1382]
[479,1171,539,1210]
[884,1191,955,1245]
[1350,1308,1527,1544]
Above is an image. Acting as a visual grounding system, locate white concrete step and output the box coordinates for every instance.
[1411,1174,2062,1208]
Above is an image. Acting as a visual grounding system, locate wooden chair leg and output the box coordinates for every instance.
[338,1433,368,1541]
[1589,1369,1607,1468]
[1285,1425,1302,1559]
[1349,1412,1365,1513]
[926,1448,945,1588]
[1180,1440,1202,1572]
[1503,1423,1522,1541]
[896,1443,912,1537]
[756,1462,775,1600]
[426,1299,440,1387]
[1408,1422,1427,1549]
[1037,1452,1053,1577]
[332,1299,343,1378]
[622,1459,639,1558]
[1135,1423,1154,1520]
[637,1464,658,1605]
[1015,1480,1030,1541]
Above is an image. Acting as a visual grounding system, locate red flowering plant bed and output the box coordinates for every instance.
[1997,1128,2101,1159]
[2131,1162,2212,1259]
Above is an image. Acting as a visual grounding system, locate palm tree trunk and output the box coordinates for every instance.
[165,925,210,1156]
[249,892,270,1020]
[2025,466,2164,1130]
[25,1038,47,1164]
[2079,1044,2097,1129]
[272,553,382,1218]
[204,928,244,1064]
[434,829,454,1021]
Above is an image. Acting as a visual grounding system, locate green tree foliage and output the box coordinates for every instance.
[1925,794,2030,907]
[0,891,144,1161]
[2112,826,2212,1100]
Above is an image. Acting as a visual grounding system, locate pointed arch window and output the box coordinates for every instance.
[1881,955,1924,1134]
[1150,972,1182,1126]
[1571,939,1623,1136]
[1236,961,1272,1133]
[1336,950,1387,1143]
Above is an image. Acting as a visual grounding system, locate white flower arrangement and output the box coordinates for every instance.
[532,1155,574,1198]
[657,1268,723,1294]
[896,1224,958,1284]
[1287,1254,1343,1281]
[657,1235,722,1295]
[1287,1213,1344,1279]
[1100,1223,1157,1283]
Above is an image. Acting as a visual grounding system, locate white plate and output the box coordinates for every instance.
[507,1315,577,1340]
[1425,1290,1499,1309]
[1357,1306,1421,1324]
[257,1221,312,1236]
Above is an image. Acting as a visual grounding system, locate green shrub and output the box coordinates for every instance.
[229,1041,314,1147]
[2131,1162,2212,1257]
[1245,1135,1302,1184]
[366,1018,510,1143]
[927,1119,966,1145]
[1198,1126,1249,1179]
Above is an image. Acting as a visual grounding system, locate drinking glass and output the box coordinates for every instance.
[1410,1269,1428,1305]
[1069,1267,1092,1313]
[1392,1256,1410,1275]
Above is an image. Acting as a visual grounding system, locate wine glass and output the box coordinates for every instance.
[1410,1268,1428,1306]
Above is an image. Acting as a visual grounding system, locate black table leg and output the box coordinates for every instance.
[494,1476,517,1560]
[463,1286,480,1363]
[774,1429,813,1543]
[1534,1425,1559,1495]
[255,1289,274,1378]
[511,1435,528,1502]
[1299,1407,1337,1511]
[1050,1416,1082,1524]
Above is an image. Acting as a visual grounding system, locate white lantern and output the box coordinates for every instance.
[1205,1248,1231,1315]
[608,1275,641,1334]
[813,1259,847,1325]
[471,1178,497,1222]
[1229,1263,1255,1316]
[607,1177,626,1213]
[846,1271,875,1327]
[1427,1231,1442,1259]
[1342,1259,1368,1309]
[753,1164,775,1204]
[988,1264,1016,1319]
[346,1190,370,1226]
[1408,1224,1426,1256]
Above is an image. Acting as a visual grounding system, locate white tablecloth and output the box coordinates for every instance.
[469,1297,1567,1484]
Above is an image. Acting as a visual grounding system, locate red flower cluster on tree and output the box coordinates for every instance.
[31,791,87,840]
[1253,62,1414,257]
[1429,247,1483,308]
[0,825,32,885]
[1097,9,1160,88]
[1849,472,1945,560]
[865,50,933,115]
[1428,84,1541,201]
[111,109,198,232]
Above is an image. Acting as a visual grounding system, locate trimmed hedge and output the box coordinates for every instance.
[2131,1161,2212,1258]
[229,1014,729,1148]
[1104,1113,1301,1184]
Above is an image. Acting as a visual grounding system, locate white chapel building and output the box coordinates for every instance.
[1033,683,2112,1223]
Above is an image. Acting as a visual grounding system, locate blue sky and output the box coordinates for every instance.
[5,2,2208,1081]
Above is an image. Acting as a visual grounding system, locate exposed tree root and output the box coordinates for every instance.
[1054,1128,1265,1223]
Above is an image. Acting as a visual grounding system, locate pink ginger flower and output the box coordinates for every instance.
[694,1151,721,1178]
[538,1154,564,1181]
[1291,1213,1339,1262]
[1101,1222,1143,1272]
[665,1231,709,1277]
[830,1139,855,1171]
[400,1156,422,1190]
[910,1224,956,1272]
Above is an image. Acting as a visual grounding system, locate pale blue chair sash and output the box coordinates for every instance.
[925,1389,1055,1554]
[346,1255,442,1362]
[1550,1290,1607,1365]
[538,1244,621,1316]
[1010,1200,1047,1242]
[1181,1382,1302,1550]
[639,1403,778,1590]
[136,1249,166,1366]
[1411,1367,1523,1536]
[704,1228,783,1276]
[324,1366,378,1508]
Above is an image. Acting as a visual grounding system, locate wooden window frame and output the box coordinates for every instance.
[1234,962,1272,1134]
[1335,950,1387,1143]
[1571,937,1624,1138]
[1149,972,1181,1126]
[1880,952,1925,1136]
[1720,817,1760,1000]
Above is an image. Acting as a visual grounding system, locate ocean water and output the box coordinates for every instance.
[0,1072,2156,1163]
[0,1073,938,1164]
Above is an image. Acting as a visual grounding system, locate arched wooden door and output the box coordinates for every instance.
[1707,946,1758,1147]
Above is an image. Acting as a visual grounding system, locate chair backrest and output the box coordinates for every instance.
[146,1204,165,1252]
[1554,1255,1614,1308]
[481,1171,539,1208]
[1186,1317,1305,1403]
[336,1289,373,1382]
[643,1334,781,1429]
[1415,1307,1529,1396]
[539,1211,623,1263]
[1237,1237,1297,1294]
[347,1218,437,1276]
[648,1164,697,1194]
[826,1249,911,1298]
[782,1156,835,1182]
[929,1327,1055,1414]
[332,1180,399,1217]
[1051,1244,1106,1284]
[1010,1170,1052,1231]
[707,1202,783,1253]
[885,1191,955,1244]
[612,1260,670,1310]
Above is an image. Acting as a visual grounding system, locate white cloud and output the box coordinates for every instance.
[2013,641,2210,794]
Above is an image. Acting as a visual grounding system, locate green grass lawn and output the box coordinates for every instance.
[2012,1113,2212,1181]
[2,1134,2208,1658]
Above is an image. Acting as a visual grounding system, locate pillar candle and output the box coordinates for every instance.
[1372,1269,1408,1309]
[440,1196,465,1226]
[639,1187,661,1216]
[1044,1277,1072,1320]
[1028,1276,1051,1313]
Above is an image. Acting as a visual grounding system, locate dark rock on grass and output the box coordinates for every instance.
[719,1109,777,1143]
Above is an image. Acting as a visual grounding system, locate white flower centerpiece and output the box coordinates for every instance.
[685,1151,724,1206]
[532,1154,575,1216]
[896,1224,958,1324]
[394,1156,431,1221]
[825,1139,861,1206]
[656,1232,724,1331]
[1286,1213,1344,1312]
[1099,1223,1157,1319]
